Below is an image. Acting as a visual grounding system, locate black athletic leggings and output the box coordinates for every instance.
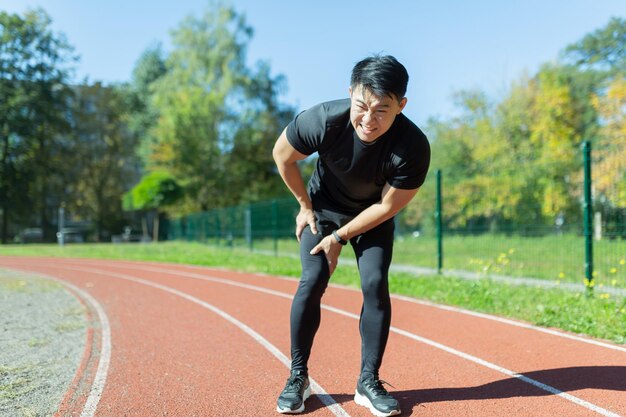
[290,213,394,379]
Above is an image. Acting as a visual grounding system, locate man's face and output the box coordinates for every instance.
[349,84,407,143]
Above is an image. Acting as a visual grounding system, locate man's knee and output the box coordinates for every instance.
[296,271,328,301]
[360,272,389,300]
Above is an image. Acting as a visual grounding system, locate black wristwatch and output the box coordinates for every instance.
[332,230,348,245]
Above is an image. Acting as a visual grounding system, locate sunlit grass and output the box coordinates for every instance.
[250,233,626,288]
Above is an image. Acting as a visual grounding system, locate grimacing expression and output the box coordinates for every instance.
[349,84,407,143]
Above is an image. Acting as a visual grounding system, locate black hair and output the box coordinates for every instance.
[350,55,409,102]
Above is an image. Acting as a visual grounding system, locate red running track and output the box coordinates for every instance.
[1,256,625,417]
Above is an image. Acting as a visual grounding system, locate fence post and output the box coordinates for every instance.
[57,206,65,246]
[214,211,220,246]
[272,200,278,256]
[227,208,235,247]
[246,204,253,251]
[582,141,594,291]
[436,169,443,273]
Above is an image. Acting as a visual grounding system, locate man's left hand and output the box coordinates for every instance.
[310,235,343,276]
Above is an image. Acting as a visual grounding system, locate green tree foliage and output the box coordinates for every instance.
[0,8,75,242]
[409,90,533,231]
[123,171,183,241]
[528,64,582,220]
[1,5,294,243]
[563,16,626,75]
[592,77,626,208]
[563,16,625,232]
[145,5,293,214]
[127,44,167,163]
[406,17,625,234]
[123,171,183,211]
[66,82,142,240]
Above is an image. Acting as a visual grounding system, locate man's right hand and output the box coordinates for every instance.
[295,208,318,242]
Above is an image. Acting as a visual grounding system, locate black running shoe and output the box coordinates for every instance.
[277,370,311,414]
[354,376,401,417]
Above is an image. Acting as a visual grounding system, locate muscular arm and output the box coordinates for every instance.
[310,183,420,274]
[337,184,419,241]
[272,128,319,240]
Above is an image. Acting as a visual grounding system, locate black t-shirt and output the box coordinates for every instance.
[286,98,431,216]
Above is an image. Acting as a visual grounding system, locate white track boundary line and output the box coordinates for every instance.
[71,259,626,353]
[1,268,111,417]
[392,295,626,354]
[70,261,624,417]
[68,280,112,417]
[56,265,352,417]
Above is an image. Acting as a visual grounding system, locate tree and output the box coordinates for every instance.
[223,61,295,203]
[403,18,623,235]
[408,90,528,231]
[123,171,183,241]
[592,76,626,208]
[563,17,626,75]
[127,44,167,164]
[146,5,293,214]
[0,9,75,242]
[407,64,591,232]
[66,82,142,240]
[0,10,31,242]
[528,64,582,221]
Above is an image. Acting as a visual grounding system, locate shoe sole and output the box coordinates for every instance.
[354,389,401,417]
[276,384,311,414]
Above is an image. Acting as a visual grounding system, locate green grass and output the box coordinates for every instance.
[395,233,626,286]
[387,273,625,344]
[1,241,625,344]
[247,233,626,288]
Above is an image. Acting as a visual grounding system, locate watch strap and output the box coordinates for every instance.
[332,230,348,245]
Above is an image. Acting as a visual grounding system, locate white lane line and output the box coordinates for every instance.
[72,262,624,417]
[391,295,626,354]
[2,268,112,417]
[58,265,352,417]
[68,281,112,417]
[386,326,623,417]
[71,259,626,353]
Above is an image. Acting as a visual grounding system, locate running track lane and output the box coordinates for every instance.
[0,257,624,417]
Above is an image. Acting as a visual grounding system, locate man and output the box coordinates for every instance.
[272,55,430,417]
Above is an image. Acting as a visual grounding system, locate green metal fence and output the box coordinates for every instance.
[168,198,300,253]
[168,141,626,290]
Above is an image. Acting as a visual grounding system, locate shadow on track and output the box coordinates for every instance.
[396,366,626,408]
[302,366,625,415]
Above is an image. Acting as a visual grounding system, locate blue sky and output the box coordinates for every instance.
[2,0,624,125]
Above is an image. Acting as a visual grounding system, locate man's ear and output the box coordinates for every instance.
[348,86,353,97]
[398,97,408,114]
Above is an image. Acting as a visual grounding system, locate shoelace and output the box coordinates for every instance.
[284,375,306,393]
[365,379,396,396]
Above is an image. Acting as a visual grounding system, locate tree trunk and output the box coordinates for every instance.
[153,211,160,242]
[0,175,6,244]
[37,128,51,241]
[1,202,7,244]
[142,215,149,241]
[1,127,9,244]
